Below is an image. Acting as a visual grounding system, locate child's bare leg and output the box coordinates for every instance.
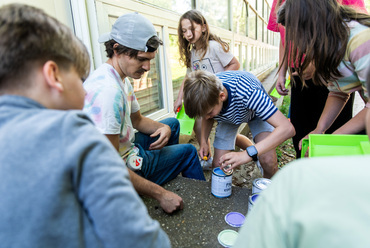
[212,148,231,168]
[254,131,278,179]
[194,117,212,156]
[235,134,254,149]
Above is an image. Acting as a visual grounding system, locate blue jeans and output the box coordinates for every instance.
[134,117,205,185]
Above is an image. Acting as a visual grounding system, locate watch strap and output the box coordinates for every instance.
[246,146,258,161]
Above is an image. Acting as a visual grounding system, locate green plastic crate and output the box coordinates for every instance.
[301,134,370,158]
[176,104,195,136]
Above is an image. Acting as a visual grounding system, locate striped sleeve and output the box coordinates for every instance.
[346,25,370,88]
[245,88,278,121]
[330,21,370,101]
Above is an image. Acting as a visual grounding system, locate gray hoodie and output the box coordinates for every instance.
[0,95,170,248]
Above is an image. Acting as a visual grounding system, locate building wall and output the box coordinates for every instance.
[1,0,73,27]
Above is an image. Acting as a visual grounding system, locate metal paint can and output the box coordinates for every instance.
[211,167,232,198]
[252,178,271,194]
[248,193,260,212]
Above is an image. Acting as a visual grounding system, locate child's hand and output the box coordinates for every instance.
[173,98,182,113]
[199,143,210,159]
[276,75,289,95]
[219,151,250,171]
[298,128,322,151]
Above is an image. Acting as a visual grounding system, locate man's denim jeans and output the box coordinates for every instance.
[134,117,205,185]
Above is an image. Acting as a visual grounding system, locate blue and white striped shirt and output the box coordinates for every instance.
[214,71,277,125]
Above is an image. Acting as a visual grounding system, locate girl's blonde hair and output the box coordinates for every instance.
[178,10,229,68]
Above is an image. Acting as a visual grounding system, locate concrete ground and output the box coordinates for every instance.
[141,177,251,247]
[141,68,279,247]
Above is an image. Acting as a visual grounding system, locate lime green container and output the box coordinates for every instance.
[176,104,195,136]
[301,134,370,158]
[270,78,290,98]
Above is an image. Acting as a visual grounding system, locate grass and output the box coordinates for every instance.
[279,95,290,119]
[276,96,296,167]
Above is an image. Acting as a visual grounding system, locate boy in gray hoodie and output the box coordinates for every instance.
[0,4,170,248]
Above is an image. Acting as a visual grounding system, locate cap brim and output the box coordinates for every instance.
[98,32,111,43]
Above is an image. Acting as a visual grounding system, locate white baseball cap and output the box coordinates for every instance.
[98,12,157,52]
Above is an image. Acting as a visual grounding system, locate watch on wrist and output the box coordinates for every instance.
[246,145,258,161]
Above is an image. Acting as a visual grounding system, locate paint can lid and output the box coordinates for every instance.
[222,164,233,175]
[225,212,245,227]
[217,229,239,247]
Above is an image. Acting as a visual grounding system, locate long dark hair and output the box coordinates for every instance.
[278,0,370,86]
[178,10,229,68]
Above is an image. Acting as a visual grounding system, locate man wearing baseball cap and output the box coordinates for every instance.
[83,12,205,214]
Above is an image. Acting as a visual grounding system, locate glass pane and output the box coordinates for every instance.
[248,46,254,70]
[275,33,280,46]
[264,4,269,20]
[257,17,263,41]
[198,0,229,30]
[234,43,240,63]
[256,0,263,15]
[233,0,246,35]
[128,53,164,116]
[169,34,187,104]
[264,23,268,43]
[248,7,256,39]
[242,45,247,70]
[140,0,191,14]
[248,0,256,9]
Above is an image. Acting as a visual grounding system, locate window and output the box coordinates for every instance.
[257,17,263,41]
[140,0,191,14]
[241,45,247,70]
[264,23,268,43]
[248,46,254,70]
[273,32,280,46]
[256,0,263,15]
[198,0,229,30]
[247,0,256,10]
[233,0,247,35]
[128,53,164,116]
[234,43,240,63]
[169,34,187,105]
[248,7,256,39]
[264,3,269,20]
